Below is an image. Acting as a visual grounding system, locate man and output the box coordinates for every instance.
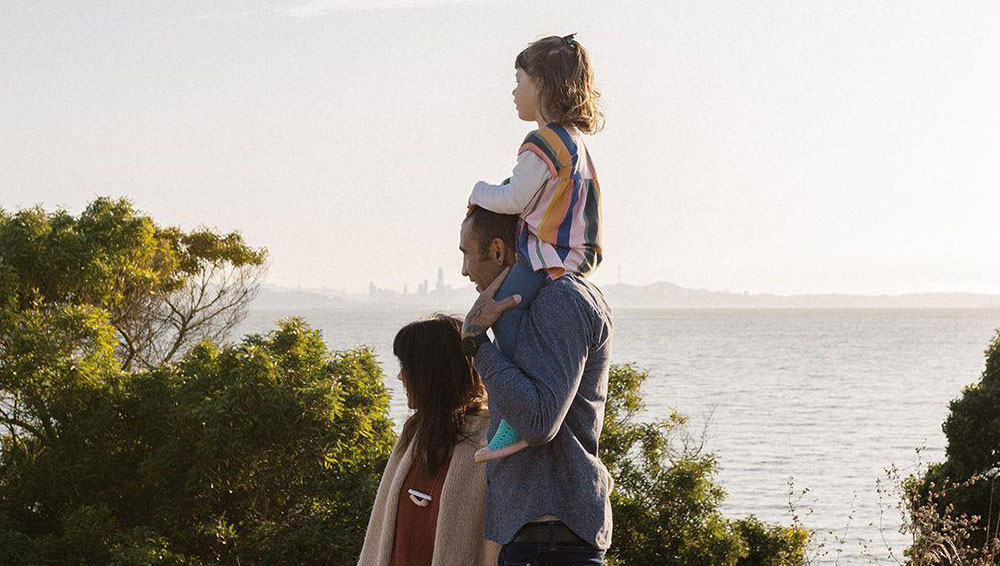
[458,206,614,566]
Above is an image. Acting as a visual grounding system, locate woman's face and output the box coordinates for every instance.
[397,369,416,410]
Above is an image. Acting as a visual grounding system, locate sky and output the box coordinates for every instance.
[2,1,999,295]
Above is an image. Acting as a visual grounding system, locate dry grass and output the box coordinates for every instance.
[865,461,999,566]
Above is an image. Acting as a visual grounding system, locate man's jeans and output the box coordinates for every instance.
[498,542,605,566]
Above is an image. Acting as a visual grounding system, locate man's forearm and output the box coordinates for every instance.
[474,289,590,445]
[475,342,568,445]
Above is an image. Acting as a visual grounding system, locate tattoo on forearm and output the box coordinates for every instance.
[464,302,487,335]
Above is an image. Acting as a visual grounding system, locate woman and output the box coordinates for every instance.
[357,314,501,566]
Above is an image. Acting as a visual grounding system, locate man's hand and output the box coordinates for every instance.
[462,266,522,338]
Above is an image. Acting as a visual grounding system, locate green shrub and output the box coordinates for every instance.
[909,329,1000,563]
[733,515,809,566]
[0,316,395,565]
[0,199,394,565]
[602,364,809,566]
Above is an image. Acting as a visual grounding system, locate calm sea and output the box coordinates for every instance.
[237,306,1000,565]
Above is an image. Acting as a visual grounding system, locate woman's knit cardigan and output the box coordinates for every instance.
[357,410,501,566]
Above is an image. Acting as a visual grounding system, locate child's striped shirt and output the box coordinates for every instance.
[470,123,602,279]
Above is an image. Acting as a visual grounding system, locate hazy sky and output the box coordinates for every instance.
[3,1,998,295]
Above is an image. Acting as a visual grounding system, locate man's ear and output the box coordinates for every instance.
[490,238,506,264]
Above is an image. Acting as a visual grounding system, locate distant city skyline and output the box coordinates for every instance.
[264,267,1000,309]
[257,273,1000,310]
[3,2,998,296]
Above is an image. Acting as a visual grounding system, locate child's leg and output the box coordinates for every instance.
[491,256,547,360]
[476,257,547,464]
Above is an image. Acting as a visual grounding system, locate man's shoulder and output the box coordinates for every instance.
[537,275,611,320]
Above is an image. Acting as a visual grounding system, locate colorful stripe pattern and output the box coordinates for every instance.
[517,123,602,279]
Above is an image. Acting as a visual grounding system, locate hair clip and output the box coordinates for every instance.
[562,33,577,46]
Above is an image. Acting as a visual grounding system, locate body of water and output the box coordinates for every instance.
[237,306,1000,565]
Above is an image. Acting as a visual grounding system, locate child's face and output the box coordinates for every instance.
[512,67,543,123]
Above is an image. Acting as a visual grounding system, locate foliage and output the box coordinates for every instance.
[602,364,809,566]
[0,199,394,564]
[0,197,267,371]
[903,328,1000,564]
[865,461,999,566]
[733,516,810,566]
[0,198,815,564]
[0,315,395,565]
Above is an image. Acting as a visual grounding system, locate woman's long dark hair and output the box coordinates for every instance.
[393,314,486,475]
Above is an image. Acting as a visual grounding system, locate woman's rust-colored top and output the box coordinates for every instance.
[389,454,452,566]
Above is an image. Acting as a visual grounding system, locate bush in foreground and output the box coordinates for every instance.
[602,364,809,566]
[0,314,395,565]
[900,329,1000,565]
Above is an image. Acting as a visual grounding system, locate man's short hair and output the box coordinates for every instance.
[465,206,519,260]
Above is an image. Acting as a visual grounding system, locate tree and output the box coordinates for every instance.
[601,364,809,566]
[908,328,1000,564]
[0,315,395,565]
[0,197,267,371]
[0,199,394,564]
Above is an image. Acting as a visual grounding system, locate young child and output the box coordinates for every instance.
[469,34,604,463]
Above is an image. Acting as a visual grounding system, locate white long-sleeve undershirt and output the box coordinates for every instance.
[470,150,552,215]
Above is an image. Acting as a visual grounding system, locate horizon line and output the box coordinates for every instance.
[260,279,1000,299]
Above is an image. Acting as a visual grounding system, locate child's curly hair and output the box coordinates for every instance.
[515,34,605,134]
